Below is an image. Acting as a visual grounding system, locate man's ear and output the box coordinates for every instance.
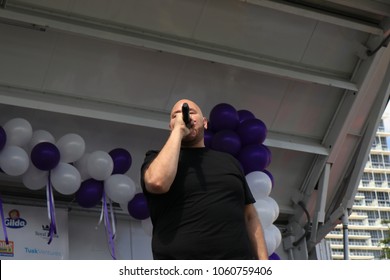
[203,117,208,129]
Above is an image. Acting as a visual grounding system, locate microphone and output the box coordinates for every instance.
[182,103,191,128]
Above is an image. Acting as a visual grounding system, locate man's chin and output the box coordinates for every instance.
[182,134,200,146]
[182,136,196,144]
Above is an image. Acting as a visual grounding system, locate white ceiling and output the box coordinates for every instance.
[1,0,390,258]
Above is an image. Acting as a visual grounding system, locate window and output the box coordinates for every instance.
[371,230,384,246]
[373,251,383,260]
[384,154,390,167]
[371,154,382,168]
[365,192,377,206]
[378,120,385,132]
[377,192,390,207]
[381,137,388,150]
[361,172,373,186]
[372,136,379,148]
[367,210,379,225]
[373,173,385,187]
[380,211,390,221]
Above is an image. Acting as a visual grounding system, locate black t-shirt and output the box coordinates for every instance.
[141,147,256,259]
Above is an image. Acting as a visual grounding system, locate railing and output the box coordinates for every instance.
[367,163,390,170]
[352,211,367,217]
[349,241,369,246]
[349,221,365,226]
[359,181,390,189]
[348,231,371,236]
[350,251,375,257]
[353,201,364,206]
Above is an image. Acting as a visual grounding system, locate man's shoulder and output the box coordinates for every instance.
[142,150,160,165]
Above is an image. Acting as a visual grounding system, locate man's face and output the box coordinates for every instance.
[170,100,207,146]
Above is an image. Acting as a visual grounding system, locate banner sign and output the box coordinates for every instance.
[0,203,68,259]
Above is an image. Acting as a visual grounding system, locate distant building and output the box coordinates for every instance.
[325,112,390,260]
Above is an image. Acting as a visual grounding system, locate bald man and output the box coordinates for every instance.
[141,99,268,260]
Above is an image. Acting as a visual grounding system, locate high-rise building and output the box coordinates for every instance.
[325,112,390,260]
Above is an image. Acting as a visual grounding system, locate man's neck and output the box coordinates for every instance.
[181,140,205,148]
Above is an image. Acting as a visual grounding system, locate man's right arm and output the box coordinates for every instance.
[143,118,188,194]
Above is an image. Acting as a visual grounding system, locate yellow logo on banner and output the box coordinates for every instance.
[0,240,15,257]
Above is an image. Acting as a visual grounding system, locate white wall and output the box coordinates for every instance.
[68,211,153,260]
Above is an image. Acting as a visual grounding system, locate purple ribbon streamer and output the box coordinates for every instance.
[47,171,57,245]
[102,191,116,260]
[0,194,9,245]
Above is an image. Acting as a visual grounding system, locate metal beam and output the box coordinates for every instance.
[323,0,390,17]
[317,45,390,241]
[240,0,384,35]
[308,163,330,251]
[0,83,169,130]
[0,83,330,156]
[0,7,358,91]
[295,45,389,231]
[265,131,329,155]
[342,56,390,211]
[324,48,388,164]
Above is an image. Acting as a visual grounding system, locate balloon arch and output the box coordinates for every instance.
[0,103,281,259]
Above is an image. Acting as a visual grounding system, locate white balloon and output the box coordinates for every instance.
[51,162,81,195]
[264,225,277,255]
[246,171,272,199]
[264,224,282,251]
[141,218,153,237]
[104,174,136,204]
[28,130,55,152]
[74,153,91,181]
[22,163,48,190]
[3,118,33,147]
[254,197,277,227]
[56,133,85,163]
[87,151,113,181]
[267,196,280,220]
[0,145,29,176]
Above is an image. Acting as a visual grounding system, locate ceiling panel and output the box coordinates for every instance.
[301,21,368,75]
[42,32,184,110]
[0,23,55,88]
[195,0,318,61]
[271,82,343,139]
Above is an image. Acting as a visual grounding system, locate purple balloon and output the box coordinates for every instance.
[31,142,60,171]
[237,109,255,123]
[237,118,267,145]
[0,126,6,151]
[75,179,104,208]
[109,148,132,174]
[209,103,239,132]
[237,144,270,175]
[211,130,242,156]
[127,193,150,220]
[204,129,214,148]
[207,121,214,132]
[268,252,281,260]
[263,144,272,166]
